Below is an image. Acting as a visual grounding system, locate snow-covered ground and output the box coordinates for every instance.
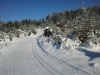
[0,29,100,75]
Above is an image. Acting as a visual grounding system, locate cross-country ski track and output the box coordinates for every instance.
[0,35,91,75]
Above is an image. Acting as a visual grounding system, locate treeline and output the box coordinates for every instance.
[0,18,46,33]
[0,5,100,33]
[46,5,100,23]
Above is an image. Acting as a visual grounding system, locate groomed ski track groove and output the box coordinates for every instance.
[31,37,91,75]
[32,41,62,75]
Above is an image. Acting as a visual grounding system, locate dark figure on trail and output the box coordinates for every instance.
[44,28,51,37]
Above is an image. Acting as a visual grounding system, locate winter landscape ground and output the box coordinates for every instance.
[0,0,100,75]
[0,29,100,75]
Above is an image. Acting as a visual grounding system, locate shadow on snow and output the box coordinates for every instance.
[76,48,100,60]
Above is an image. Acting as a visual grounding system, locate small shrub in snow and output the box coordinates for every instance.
[32,29,36,34]
[16,33,20,38]
[44,28,51,37]
[28,32,31,36]
[78,34,88,44]
[53,35,62,45]
[77,28,90,44]
[15,29,21,38]
[89,35,98,45]
[33,31,36,34]
[9,34,13,41]
[24,31,27,36]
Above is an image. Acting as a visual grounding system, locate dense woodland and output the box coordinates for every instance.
[0,5,100,45]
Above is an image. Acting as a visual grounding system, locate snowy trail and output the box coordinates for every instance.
[32,41,60,75]
[0,37,51,75]
[0,35,91,75]
[34,39,91,75]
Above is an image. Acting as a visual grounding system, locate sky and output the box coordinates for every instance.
[0,0,100,22]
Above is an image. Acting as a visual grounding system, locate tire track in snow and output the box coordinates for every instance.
[32,41,62,75]
[36,39,91,75]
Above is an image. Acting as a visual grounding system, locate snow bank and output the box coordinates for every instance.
[38,31,100,75]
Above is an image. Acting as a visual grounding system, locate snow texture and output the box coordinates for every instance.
[0,29,100,75]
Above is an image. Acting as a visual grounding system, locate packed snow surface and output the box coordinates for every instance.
[0,29,100,75]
